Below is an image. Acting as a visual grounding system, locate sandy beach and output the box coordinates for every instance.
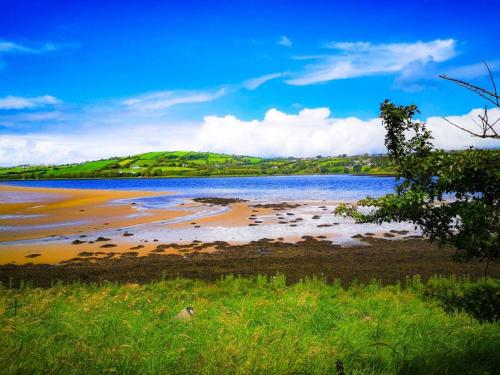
[0,185,186,241]
[0,184,426,265]
[1,183,498,291]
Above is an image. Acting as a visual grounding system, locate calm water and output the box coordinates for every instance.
[1,175,397,202]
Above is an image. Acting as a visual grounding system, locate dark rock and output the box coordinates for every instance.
[130,245,145,250]
[95,237,111,242]
[193,197,248,206]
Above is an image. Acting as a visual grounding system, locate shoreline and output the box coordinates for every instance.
[0,171,398,182]
[1,184,423,265]
[1,184,498,287]
[0,184,419,265]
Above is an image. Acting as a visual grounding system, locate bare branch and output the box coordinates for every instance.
[439,74,500,108]
[440,63,500,139]
[484,61,499,106]
[478,109,499,136]
[469,115,484,132]
[442,116,500,139]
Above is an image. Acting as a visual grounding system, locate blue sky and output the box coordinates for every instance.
[0,0,499,165]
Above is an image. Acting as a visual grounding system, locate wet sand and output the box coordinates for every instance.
[0,185,186,242]
[1,184,497,286]
[0,183,486,286]
[0,185,282,264]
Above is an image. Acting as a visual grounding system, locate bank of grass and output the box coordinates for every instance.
[1,275,499,374]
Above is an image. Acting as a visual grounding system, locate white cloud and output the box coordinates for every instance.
[277,35,292,47]
[0,39,65,71]
[0,41,32,53]
[287,39,457,85]
[0,40,60,54]
[0,123,197,166]
[443,60,500,79]
[0,95,61,110]
[243,72,287,90]
[122,88,227,111]
[1,106,498,166]
[394,60,500,91]
[195,107,499,157]
[426,108,500,149]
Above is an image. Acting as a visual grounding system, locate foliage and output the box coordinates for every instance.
[1,276,499,374]
[416,276,500,322]
[335,100,500,263]
[0,151,395,179]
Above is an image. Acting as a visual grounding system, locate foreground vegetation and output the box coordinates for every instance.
[1,275,498,374]
[0,151,396,179]
[336,101,500,265]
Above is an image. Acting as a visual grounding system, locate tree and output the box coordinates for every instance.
[335,100,499,270]
[440,62,499,139]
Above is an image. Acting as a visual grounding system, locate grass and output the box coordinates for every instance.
[42,159,120,176]
[0,151,397,179]
[1,275,499,374]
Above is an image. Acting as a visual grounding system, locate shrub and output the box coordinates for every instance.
[422,276,500,322]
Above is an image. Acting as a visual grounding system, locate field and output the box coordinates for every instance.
[1,275,498,374]
[0,151,396,179]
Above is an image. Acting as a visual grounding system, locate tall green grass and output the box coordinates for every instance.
[1,276,499,374]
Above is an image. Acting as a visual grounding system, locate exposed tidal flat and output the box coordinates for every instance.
[0,175,411,264]
[1,176,499,375]
[1,175,498,283]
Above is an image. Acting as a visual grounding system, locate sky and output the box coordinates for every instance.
[0,0,499,166]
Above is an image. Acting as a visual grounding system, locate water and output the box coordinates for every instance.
[1,175,420,253]
[0,190,63,203]
[1,175,397,203]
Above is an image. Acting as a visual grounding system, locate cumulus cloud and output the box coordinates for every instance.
[122,88,227,111]
[0,123,197,166]
[0,95,61,110]
[196,107,498,157]
[198,107,500,157]
[277,35,292,47]
[287,39,457,85]
[1,106,498,166]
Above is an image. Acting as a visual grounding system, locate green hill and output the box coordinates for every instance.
[0,151,396,179]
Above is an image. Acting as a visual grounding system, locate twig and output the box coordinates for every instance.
[439,75,500,108]
[484,61,499,106]
[441,117,499,139]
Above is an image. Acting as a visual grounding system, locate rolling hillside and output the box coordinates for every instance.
[0,151,396,179]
